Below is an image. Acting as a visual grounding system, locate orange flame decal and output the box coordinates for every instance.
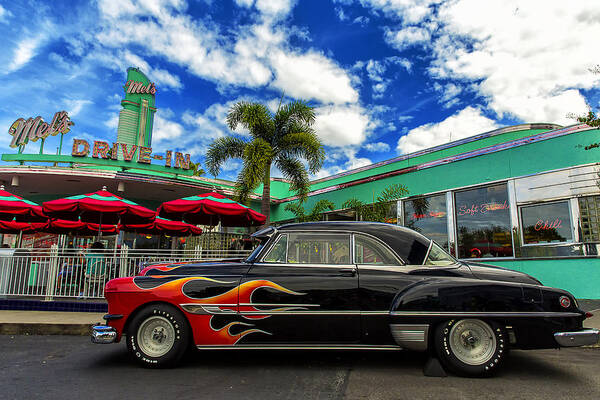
[135,276,302,345]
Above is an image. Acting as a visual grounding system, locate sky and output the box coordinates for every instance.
[1,0,599,181]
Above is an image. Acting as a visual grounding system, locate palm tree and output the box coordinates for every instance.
[205,100,325,225]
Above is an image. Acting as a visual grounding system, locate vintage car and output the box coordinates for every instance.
[92,222,599,376]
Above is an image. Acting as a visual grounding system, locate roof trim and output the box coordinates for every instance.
[310,123,561,185]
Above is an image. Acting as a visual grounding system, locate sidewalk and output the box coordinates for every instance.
[0,310,105,335]
[1,309,599,339]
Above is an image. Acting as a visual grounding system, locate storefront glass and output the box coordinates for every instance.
[579,195,600,243]
[403,194,448,250]
[521,201,572,244]
[455,184,512,259]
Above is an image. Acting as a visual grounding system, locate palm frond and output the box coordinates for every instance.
[376,184,409,203]
[307,199,335,221]
[205,136,246,177]
[275,155,310,201]
[277,129,325,174]
[284,202,306,222]
[227,101,275,142]
[274,101,316,136]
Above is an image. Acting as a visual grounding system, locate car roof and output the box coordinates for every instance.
[275,221,431,265]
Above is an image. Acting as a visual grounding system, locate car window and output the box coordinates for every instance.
[424,241,456,266]
[354,234,402,265]
[262,234,287,263]
[287,233,350,264]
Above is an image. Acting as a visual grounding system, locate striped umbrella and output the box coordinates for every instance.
[0,219,48,234]
[157,192,266,227]
[42,186,155,225]
[0,186,47,222]
[43,219,119,235]
[119,216,202,236]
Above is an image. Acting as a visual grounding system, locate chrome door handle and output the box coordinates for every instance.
[338,268,356,277]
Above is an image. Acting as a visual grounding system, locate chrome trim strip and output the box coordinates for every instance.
[423,240,433,265]
[390,324,429,351]
[554,328,600,347]
[239,310,363,315]
[239,303,320,307]
[390,311,582,318]
[180,304,237,315]
[196,345,402,350]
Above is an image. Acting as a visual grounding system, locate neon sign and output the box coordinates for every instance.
[534,218,562,231]
[124,80,157,95]
[8,111,73,148]
[71,139,190,169]
[412,211,447,219]
[458,201,509,216]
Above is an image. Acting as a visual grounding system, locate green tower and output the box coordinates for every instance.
[116,67,157,151]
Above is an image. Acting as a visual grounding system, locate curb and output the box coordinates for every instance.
[0,323,93,336]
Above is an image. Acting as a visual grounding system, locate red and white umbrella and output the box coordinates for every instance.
[157,192,266,227]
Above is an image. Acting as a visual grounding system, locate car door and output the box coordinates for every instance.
[355,234,466,345]
[238,231,360,345]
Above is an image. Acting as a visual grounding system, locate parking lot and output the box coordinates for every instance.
[1,335,599,399]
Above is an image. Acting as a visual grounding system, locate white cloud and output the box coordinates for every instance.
[353,16,370,25]
[364,142,390,152]
[153,108,185,143]
[314,104,371,147]
[7,36,44,73]
[428,0,599,124]
[384,26,431,51]
[0,5,12,22]
[105,113,119,129]
[397,106,499,154]
[270,50,359,104]
[358,0,440,24]
[64,99,93,117]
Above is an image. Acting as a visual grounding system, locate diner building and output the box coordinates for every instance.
[1,67,599,299]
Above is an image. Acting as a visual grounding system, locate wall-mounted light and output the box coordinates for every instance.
[117,182,125,192]
[11,176,19,187]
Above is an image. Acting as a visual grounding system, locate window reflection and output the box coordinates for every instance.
[521,202,572,244]
[403,194,448,250]
[455,184,513,258]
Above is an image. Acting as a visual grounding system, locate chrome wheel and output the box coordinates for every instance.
[448,319,496,366]
[137,316,176,358]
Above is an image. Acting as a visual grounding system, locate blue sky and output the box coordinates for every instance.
[1,0,599,181]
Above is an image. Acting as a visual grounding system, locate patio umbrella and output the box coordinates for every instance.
[0,219,48,234]
[0,186,47,222]
[42,219,119,235]
[42,186,156,225]
[157,192,266,227]
[119,216,202,236]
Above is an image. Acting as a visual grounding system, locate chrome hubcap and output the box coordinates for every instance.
[137,316,175,358]
[449,319,496,366]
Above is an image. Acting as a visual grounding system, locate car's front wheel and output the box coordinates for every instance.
[434,318,507,377]
[126,303,190,368]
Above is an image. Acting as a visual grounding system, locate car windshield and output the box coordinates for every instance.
[424,241,456,266]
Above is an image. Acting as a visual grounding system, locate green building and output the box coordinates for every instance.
[1,67,599,299]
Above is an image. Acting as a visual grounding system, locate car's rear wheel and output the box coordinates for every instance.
[126,303,190,368]
[434,318,506,377]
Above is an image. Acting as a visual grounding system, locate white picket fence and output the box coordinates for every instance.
[0,246,252,300]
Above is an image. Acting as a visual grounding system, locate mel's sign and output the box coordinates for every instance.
[72,139,191,170]
[8,111,73,148]
[124,80,157,95]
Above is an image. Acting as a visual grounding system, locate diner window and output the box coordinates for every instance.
[354,234,402,265]
[263,234,287,263]
[579,195,600,242]
[287,233,350,264]
[403,194,449,250]
[455,184,513,259]
[520,201,573,245]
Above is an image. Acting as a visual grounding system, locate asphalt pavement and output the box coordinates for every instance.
[1,335,599,400]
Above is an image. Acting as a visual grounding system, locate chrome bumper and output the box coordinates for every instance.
[554,329,600,347]
[91,325,117,344]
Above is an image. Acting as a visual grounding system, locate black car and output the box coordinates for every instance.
[92,221,599,376]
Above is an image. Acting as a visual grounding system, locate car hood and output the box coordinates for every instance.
[463,261,542,286]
